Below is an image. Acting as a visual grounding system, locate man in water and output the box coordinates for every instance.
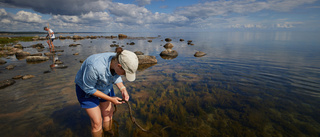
[44,27,55,51]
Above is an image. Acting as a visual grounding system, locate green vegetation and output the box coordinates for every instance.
[113,73,320,137]
[0,36,34,44]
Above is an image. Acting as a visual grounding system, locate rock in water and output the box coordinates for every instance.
[22,74,35,80]
[137,55,157,64]
[0,79,15,89]
[194,51,206,57]
[26,56,49,62]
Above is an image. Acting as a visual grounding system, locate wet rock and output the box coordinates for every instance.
[129,42,135,45]
[59,35,66,39]
[54,60,63,64]
[137,55,157,64]
[90,36,97,39]
[148,40,152,42]
[22,74,35,80]
[110,44,119,47]
[180,39,184,41]
[111,35,117,39]
[12,75,23,79]
[73,53,79,55]
[26,56,49,62]
[0,79,15,89]
[160,49,178,60]
[73,35,84,39]
[38,37,47,40]
[44,52,55,56]
[30,53,43,56]
[80,60,85,63]
[118,34,127,39]
[0,59,6,64]
[51,64,68,69]
[194,51,206,57]
[165,38,172,42]
[15,50,30,58]
[187,40,193,45]
[69,44,81,47]
[6,64,16,70]
[134,51,144,55]
[14,44,23,49]
[31,43,45,49]
[164,43,174,49]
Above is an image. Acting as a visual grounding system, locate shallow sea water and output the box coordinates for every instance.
[0,31,320,136]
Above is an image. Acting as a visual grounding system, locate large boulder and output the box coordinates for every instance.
[0,79,15,89]
[26,56,49,62]
[137,55,157,64]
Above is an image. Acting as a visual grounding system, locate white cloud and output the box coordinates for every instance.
[0,8,8,16]
[1,19,11,24]
[13,10,43,23]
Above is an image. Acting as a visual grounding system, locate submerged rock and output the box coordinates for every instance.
[0,79,15,89]
[31,43,45,49]
[194,51,206,57]
[22,74,35,80]
[137,55,157,64]
[12,75,23,79]
[6,65,16,70]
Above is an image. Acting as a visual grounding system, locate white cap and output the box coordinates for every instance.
[118,50,138,81]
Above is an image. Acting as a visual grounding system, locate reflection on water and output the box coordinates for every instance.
[0,31,320,136]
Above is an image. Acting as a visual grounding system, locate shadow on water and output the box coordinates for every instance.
[47,104,91,137]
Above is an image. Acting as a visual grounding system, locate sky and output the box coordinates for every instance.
[0,0,320,32]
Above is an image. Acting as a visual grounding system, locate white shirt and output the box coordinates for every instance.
[48,29,55,39]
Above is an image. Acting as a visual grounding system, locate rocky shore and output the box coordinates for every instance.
[0,33,206,89]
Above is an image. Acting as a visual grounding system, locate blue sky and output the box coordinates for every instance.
[0,0,320,32]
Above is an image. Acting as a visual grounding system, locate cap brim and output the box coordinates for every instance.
[126,72,136,82]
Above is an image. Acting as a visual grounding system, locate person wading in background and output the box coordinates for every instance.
[44,27,55,52]
[74,47,138,137]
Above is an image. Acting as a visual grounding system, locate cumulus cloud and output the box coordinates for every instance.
[13,11,43,23]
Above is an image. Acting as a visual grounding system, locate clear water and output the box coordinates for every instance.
[0,31,319,136]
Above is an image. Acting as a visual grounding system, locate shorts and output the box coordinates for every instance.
[75,84,115,108]
[48,38,54,42]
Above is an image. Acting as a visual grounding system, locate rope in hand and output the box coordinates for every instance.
[113,99,164,137]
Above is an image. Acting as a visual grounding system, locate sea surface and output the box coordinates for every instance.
[0,31,320,137]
